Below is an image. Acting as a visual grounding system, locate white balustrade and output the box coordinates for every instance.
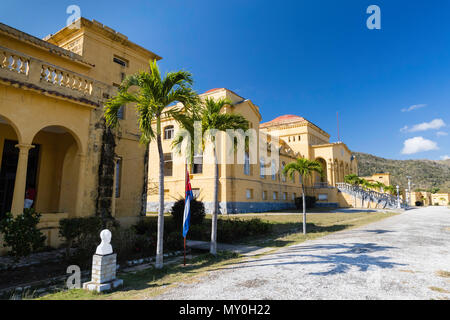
[40,64,93,95]
[0,46,94,98]
[0,50,29,75]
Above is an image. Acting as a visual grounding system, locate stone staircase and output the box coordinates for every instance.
[336,183,405,210]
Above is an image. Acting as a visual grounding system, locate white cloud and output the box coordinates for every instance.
[441,155,450,160]
[401,104,427,112]
[401,137,439,155]
[400,125,409,133]
[437,131,448,137]
[404,119,446,133]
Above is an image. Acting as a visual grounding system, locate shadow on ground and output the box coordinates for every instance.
[113,251,240,294]
[213,242,406,276]
[256,223,351,248]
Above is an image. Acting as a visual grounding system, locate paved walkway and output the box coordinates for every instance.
[155,206,450,300]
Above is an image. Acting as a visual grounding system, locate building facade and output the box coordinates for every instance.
[361,173,391,186]
[0,18,160,251]
[147,88,358,213]
[431,193,450,206]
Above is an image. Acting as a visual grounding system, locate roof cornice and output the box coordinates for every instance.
[261,120,330,138]
[45,18,162,62]
[0,22,93,67]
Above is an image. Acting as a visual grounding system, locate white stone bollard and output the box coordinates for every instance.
[82,229,123,293]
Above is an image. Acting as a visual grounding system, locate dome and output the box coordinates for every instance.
[260,114,305,127]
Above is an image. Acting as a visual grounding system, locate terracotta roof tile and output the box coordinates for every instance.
[260,115,306,127]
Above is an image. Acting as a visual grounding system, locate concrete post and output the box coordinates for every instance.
[11,144,34,216]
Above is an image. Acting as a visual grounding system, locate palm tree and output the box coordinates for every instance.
[361,179,374,191]
[104,60,198,268]
[173,97,249,255]
[344,174,363,208]
[384,185,396,195]
[360,179,376,208]
[373,181,386,193]
[283,158,323,234]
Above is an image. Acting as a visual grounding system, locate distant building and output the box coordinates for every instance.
[147,88,358,213]
[361,173,391,186]
[431,193,450,206]
[410,191,432,206]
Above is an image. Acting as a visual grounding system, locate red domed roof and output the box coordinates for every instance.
[260,115,305,127]
[271,115,304,122]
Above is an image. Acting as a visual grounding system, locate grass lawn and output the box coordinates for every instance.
[37,251,242,300]
[37,210,398,300]
[217,210,399,248]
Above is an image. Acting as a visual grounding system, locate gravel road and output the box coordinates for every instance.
[154,206,450,300]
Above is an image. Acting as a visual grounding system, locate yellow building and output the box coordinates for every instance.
[361,173,391,186]
[431,193,450,206]
[147,88,358,213]
[0,18,160,251]
[410,191,432,206]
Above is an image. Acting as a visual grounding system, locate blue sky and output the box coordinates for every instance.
[2,0,449,160]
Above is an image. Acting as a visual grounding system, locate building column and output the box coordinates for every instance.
[11,144,34,216]
[327,159,334,186]
[335,162,340,183]
[74,153,86,218]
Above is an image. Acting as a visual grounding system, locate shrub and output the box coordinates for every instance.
[0,209,46,260]
[415,201,424,207]
[66,232,98,268]
[59,216,103,256]
[218,218,272,243]
[133,217,178,236]
[294,196,317,210]
[111,228,155,263]
[165,231,184,251]
[133,218,158,235]
[132,234,155,258]
[187,218,272,244]
[170,198,206,228]
[58,216,123,266]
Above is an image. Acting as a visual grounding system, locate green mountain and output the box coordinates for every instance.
[354,152,450,192]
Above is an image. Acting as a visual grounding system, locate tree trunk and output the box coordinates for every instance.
[141,142,149,216]
[210,147,219,255]
[155,133,164,269]
[302,184,306,235]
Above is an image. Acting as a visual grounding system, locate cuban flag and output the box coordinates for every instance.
[183,169,193,238]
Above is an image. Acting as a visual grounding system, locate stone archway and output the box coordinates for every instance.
[0,114,21,217]
[315,157,328,185]
[30,125,84,216]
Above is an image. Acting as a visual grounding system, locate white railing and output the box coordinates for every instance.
[0,46,98,100]
[40,64,92,95]
[336,182,405,209]
[0,49,30,76]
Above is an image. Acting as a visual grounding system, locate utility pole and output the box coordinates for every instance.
[406,176,412,207]
[396,185,401,209]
